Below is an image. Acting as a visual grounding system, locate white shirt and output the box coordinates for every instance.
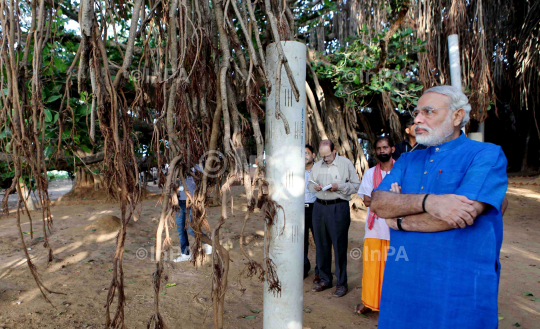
[357,166,391,241]
[305,168,317,203]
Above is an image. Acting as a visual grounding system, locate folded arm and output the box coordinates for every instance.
[372,189,480,229]
[370,190,424,218]
[386,200,487,232]
[362,195,371,207]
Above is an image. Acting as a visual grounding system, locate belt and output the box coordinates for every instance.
[316,198,347,206]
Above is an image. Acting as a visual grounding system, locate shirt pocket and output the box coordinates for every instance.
[435,170,465,194]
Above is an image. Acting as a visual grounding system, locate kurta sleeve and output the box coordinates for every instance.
[357,168,374,199]
[454,146,508,212]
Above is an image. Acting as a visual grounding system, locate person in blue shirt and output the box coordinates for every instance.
[370,85,508,329]
[304,144,319,281]
[174,166,212,262]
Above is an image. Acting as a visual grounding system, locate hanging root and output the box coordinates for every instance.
[15,206,65,306]
[147,261,167,329]
[233,179,285,296]
[264,258,281,296]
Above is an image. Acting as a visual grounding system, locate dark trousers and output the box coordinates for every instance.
[304,203,319,276]
[312,200,351,287]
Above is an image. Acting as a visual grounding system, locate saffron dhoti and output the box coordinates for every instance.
[361,238,390,311]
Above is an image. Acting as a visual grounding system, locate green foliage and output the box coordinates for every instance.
[312,27,426,110]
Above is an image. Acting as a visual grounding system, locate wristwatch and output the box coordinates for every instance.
[397,217,406,231]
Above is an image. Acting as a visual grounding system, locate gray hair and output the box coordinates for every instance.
[424,85,471,128]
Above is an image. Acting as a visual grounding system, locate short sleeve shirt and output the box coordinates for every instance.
[358,166,391,241]
[375,133,508,329]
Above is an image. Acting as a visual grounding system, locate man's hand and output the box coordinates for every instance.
[330,183,339,192]
[390,183,401,194]
[424,194,477,228]
[385,218,398,230]
[314,184,323,191]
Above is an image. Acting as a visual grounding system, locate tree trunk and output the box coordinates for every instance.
[70,167,106,195]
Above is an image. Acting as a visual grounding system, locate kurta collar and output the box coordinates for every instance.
[432,132,467,153]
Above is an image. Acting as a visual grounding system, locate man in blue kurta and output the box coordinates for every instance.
[371,85,508,329]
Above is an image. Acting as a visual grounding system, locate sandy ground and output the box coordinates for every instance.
[0,176,540,329]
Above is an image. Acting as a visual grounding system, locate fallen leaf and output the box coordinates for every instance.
[243,316,256,319]
[303,307,311,313]
[498,317,504,320]
[524,292,534,297]
[514,323,521,327]
[251,309,260,313]
[165,283,177,288]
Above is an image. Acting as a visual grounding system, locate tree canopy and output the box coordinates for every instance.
[1,0,539,327]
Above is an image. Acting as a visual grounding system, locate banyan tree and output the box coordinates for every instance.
[0,0,538,328]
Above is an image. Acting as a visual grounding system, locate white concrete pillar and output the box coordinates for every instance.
[448,34,462,91]
[263,41,307,329]
[448,34,472,137]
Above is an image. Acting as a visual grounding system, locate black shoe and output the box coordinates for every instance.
[333,285,348,297]
[312,281,333,292]
[313,275,321,284]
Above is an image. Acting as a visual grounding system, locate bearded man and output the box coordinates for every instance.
[355,136,395,315]
[371,86,508,328]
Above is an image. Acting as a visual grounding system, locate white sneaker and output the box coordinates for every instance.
[204,244,213,255]
[173,253,192,262]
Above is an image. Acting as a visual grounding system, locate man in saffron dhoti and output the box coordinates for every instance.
[355,136,395,315]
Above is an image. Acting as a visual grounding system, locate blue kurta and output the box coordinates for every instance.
[376,133,508,329]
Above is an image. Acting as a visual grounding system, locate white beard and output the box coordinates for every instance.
[415,112,455,146]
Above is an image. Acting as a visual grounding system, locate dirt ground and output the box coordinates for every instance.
[1,176,540,329]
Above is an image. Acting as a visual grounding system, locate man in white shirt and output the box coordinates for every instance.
[355,137,395,315]
[304,145,319,282]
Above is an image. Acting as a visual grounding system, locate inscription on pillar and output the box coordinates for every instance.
[294,121,300,140]
[284,88,293,107]
[291,225,299,243]
[286,170,294,189]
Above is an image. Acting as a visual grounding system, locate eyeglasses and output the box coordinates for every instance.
[409,107,450,119]
[320,153,333,160]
